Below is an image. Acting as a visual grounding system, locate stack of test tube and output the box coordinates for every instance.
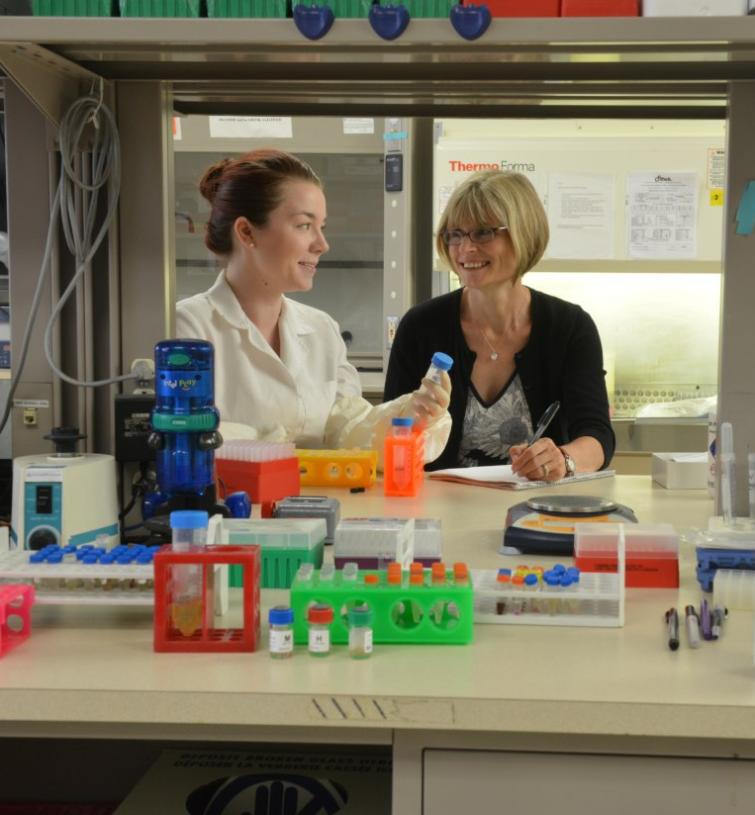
[472,559,624,628]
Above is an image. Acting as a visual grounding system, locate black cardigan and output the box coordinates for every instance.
[383,287,615,472]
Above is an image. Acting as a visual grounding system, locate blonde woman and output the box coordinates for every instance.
[384,170,613,480]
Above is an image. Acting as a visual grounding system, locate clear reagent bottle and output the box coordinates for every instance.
[348,604,374,659]
[268,605,294,659]
[169,509,208,638]
[414,352,454,424]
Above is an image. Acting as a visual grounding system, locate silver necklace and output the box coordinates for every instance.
[478,326,500,361]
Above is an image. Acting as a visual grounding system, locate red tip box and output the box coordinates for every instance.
[574,523,679,588]
[216,457,300,517]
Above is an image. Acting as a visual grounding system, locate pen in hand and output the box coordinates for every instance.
[665,608,679,651]
[528,401,561,446]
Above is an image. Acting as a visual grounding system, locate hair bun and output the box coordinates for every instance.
[199,158,231,204]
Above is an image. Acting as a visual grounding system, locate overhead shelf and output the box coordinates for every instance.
[2,17,754,115]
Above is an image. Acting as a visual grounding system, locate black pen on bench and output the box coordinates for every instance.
[528,400,561,446]
[665,608,679,651]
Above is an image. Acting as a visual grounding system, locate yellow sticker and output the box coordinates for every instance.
[710,188,725,207]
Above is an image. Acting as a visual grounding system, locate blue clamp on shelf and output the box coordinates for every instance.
[449,2,490,41]
[369,3,410,41]
[293,3,335,40]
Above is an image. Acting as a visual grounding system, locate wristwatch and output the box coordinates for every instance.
[560,447,576,477]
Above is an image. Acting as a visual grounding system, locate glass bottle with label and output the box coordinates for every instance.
[268,605,294,659]
[307,603,334,657]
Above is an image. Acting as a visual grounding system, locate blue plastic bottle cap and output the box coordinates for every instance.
[392,417,414,427]
[552,563,566,575]
[524,573,539,586]
[48,552,63,563]
[544,574,560,587]
[170,510,210,530]
[431,351,454,372]
[269,605,294,626]
[497,567,512,577]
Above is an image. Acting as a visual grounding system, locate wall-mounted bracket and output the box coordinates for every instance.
[0,41,101,128]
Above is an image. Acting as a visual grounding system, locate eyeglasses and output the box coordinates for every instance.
[440,226,508,246]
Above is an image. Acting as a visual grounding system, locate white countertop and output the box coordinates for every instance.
[2,476,752,744]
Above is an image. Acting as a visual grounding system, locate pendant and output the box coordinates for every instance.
[490,352,499,361]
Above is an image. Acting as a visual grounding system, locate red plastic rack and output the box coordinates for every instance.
[153,545,260,653]
[0,584,35,657]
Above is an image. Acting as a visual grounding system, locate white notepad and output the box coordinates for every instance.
[428,465,616,490]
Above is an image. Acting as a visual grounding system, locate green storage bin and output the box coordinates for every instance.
[207,0,287,16]
[291,0,372,16]
[32,0,115,14]
[224,518,326,590]
[393,0,453,17]
[327,0,373,16]
[119,0,201,16]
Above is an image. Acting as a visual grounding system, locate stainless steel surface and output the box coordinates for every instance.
[526,495,618,515]
[612,418,708,454]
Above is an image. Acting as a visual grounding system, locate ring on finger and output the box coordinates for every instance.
[542,462,550,478]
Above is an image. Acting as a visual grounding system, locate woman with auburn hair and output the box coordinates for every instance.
[176,148,451,462]
[384,170,614,480]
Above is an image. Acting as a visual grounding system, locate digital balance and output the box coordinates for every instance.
[503,494,637,556]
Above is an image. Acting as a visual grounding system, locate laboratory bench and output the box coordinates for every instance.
[1,475,754,813]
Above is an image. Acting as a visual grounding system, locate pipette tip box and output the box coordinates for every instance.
[216,517,326,589]
[574,522,679,588]
[333,517,415,569]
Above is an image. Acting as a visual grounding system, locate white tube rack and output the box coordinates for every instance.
[471,569,624,628]
[0,551,155,606]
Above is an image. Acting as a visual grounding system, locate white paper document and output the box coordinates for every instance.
[547,173,615,259]
[429,465,615,490]
[209,116,293,139]
[343,117,375,135]
[626,171,698,259]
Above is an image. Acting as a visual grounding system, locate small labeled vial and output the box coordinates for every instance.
[268,605,294,659]
[348,604,374,659]
[307,603,334,657]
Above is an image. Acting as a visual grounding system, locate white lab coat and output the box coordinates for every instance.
[175,271,451,465]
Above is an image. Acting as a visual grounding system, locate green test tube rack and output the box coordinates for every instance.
[290,564,474,645]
